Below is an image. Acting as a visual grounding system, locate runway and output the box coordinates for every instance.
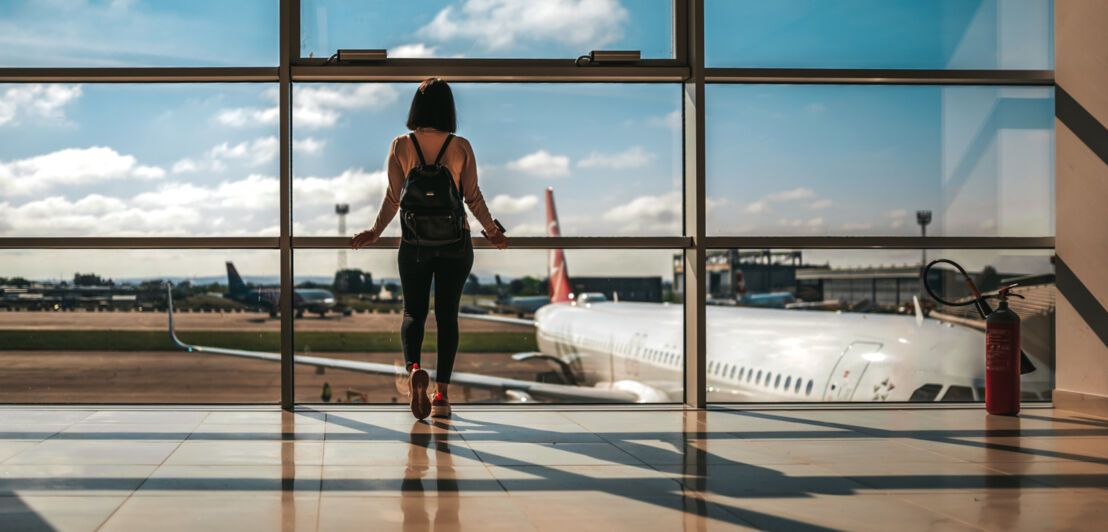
[0,309,529,333]
[0,350,552,404]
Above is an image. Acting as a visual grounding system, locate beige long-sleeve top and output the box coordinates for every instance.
[369,128,496,237]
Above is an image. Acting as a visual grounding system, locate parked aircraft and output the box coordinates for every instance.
[223,262,335,318]
[167,189,1052,403]
[476,275,549,317]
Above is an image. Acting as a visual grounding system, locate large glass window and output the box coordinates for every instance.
[706,0,1053,69]
[701,248,1055,403]
[0,250,279,403]
[0,84,280,237]
[294,248,681,403]
[0,1,278,67]
[293,83,682,238]
[706,85,1054,237]
[301,0,674,59]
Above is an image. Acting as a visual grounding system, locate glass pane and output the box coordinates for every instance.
[706,0,1053,69]
[698,248,1055,403]
[0,250,279,403]
[293,83,682,237]
[294,248,681,404]
[706,84,1054,237]
[0,0,278,67]
[0,83,279,237]
[301,0,673,59]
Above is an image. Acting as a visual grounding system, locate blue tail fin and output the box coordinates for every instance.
[226,262,248,294]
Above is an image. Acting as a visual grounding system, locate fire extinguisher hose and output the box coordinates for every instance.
[923,258,990,319]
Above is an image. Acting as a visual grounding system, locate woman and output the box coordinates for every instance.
[352,78,508,420]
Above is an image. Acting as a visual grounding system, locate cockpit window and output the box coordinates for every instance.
[908,384,943,401]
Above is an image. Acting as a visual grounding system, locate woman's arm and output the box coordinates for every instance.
[458,137,498,234]
[353,137,404,249]
[369,137,406,235]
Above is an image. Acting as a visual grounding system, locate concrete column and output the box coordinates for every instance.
[1054,0,1108,415]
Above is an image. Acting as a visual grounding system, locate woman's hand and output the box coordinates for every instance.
[484,229,508,250]
[351,229,380,250]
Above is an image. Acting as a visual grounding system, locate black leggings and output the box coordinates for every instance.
[398,238,473,384]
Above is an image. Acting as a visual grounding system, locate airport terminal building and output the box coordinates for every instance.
[0,1,1105,530]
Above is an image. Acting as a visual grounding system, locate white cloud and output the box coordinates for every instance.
[745,200,771,214]
[294,168,390,208]
[841,222,873,231]
[215,106,278,127]
[885,209,908,218]
[505,150,570,177]
[0,84,82,127]
[603,191,681,233]
[419,0,628,51]
[293,84,399,129]
[807,217,824,227]
[766,187,816,202]
[0,146,163,196]
[487,194,538,215]
[578,146,654,169]
[648,110,681,130]
[391,43,438,58]
[293,137,326,155]
[172,137,278,174]
[214,85,399,130]
[809,199,832,209]
[0,195,201,237]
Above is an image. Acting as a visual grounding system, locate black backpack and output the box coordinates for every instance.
[399,133,466,247]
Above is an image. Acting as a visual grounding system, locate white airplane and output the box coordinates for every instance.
[166,187,1053,403]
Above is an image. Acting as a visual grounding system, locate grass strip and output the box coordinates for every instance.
[0,330,536,353]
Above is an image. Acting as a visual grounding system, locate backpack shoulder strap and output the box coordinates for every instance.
[408,133,427,167]
[432,134,455,166]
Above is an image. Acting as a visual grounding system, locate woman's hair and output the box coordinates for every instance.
[406,78,457,133]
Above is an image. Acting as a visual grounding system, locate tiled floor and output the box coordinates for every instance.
[0,406,1106,531]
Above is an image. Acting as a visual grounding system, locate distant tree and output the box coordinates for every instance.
[511,276,544,296]
[7,277,30,288]
[73,273,113,286]
[462,274,481,295]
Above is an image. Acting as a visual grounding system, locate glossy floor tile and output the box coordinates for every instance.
[0,406,1106,531]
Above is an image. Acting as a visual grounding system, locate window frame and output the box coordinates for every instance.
[0,0,1055,409]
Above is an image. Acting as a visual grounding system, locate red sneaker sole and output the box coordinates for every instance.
[410,369,431,420]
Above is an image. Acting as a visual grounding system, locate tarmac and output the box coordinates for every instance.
[0,350,550,404]
[0,309,529,332]
[0,310,543,404]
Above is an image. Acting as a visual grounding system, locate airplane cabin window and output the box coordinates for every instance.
[805,380,814,396]
[774,374,781,389]
[729,366,737,379]
[784,376,791,391]
[738,367,745,380]
[765,372,773,387]
[794,378,802,394]
[908,384,944,402]
[756,369,763,384]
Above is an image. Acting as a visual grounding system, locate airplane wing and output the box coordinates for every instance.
[166,284,633,403]
[457,313,535,327]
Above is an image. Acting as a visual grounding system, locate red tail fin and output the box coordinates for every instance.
[546,187,572,304]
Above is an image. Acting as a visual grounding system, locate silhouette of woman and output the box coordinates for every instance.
[352,78,508,420]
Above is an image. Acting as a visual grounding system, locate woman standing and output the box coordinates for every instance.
[352,78,508,420]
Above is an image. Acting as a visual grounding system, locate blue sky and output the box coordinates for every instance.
[0,0,1055,281]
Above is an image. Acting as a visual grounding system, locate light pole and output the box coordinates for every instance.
[917,210,932,291]
[336,203,350,272]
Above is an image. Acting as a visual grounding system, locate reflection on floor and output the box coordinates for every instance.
[0,406,1106,531]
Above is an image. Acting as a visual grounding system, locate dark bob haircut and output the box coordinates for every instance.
[406,78,456,133]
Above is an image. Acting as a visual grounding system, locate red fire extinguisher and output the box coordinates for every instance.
[985,284,1022,415]
[924,260,1037,413]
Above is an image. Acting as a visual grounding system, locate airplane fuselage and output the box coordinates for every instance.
[535,302,1053,403]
